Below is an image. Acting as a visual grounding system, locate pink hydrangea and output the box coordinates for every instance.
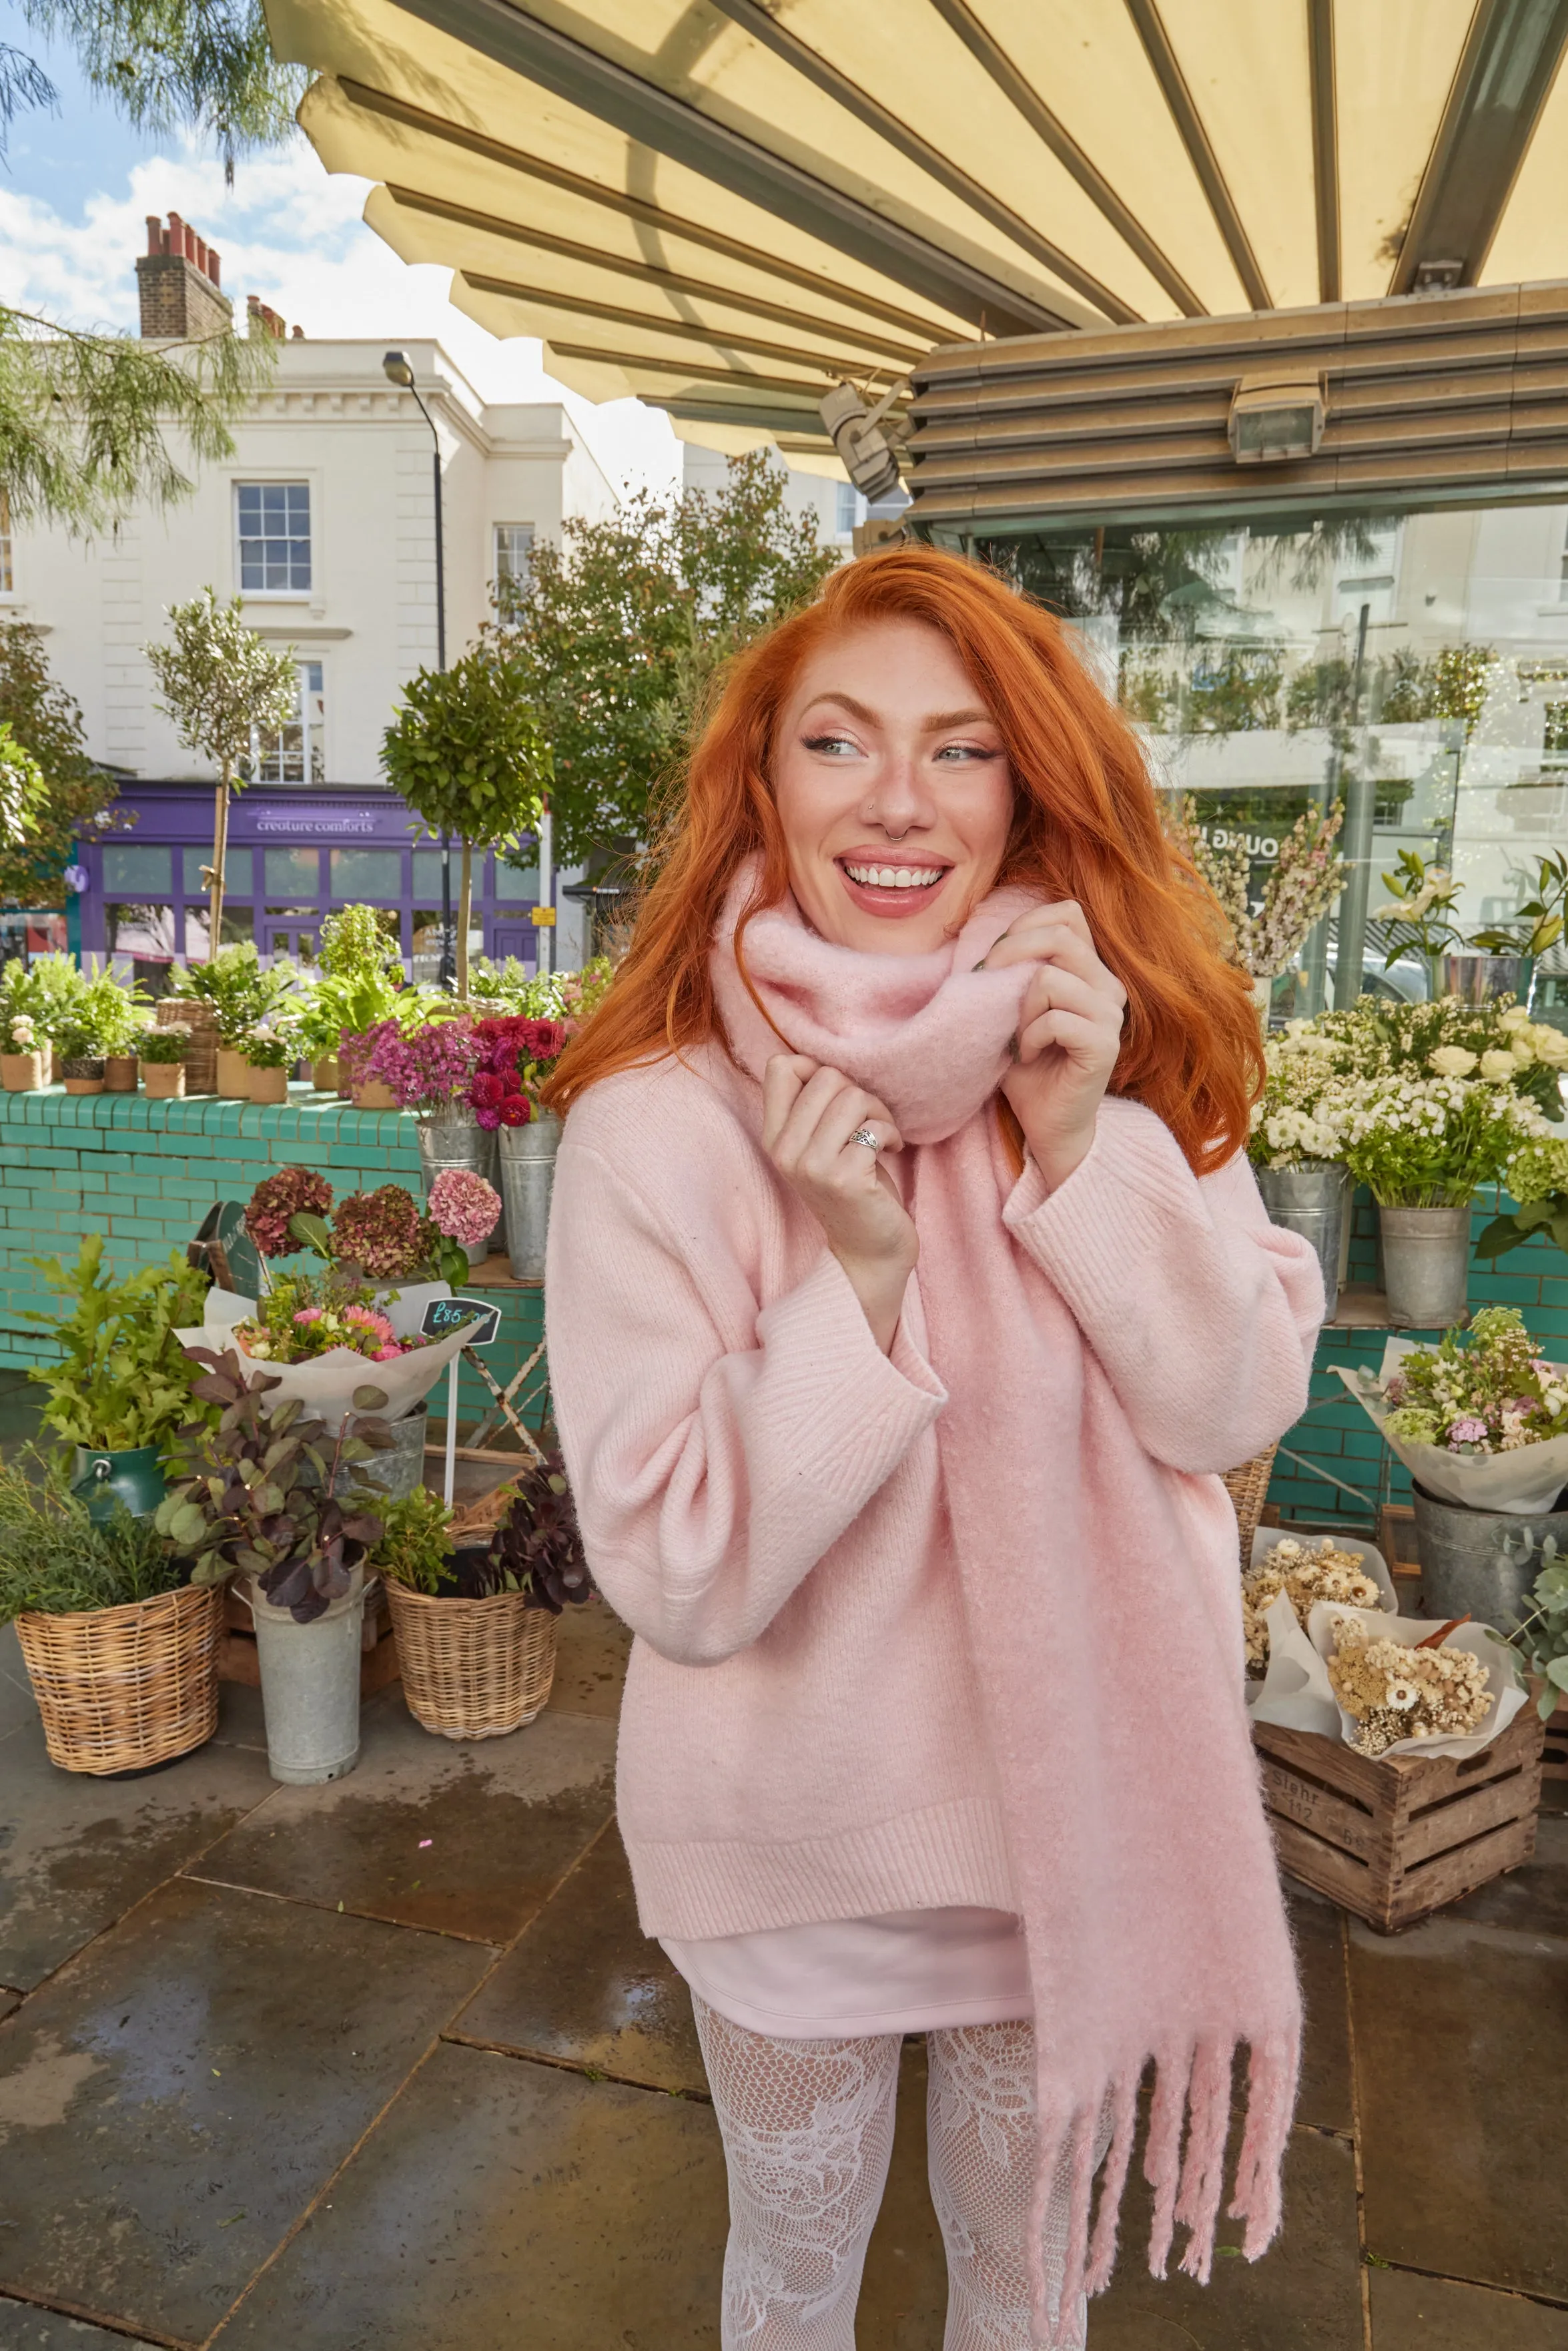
[1448,1416,1490,1449]
[428,1167,500,1247]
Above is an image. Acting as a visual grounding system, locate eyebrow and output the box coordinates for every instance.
[800,692,996,731]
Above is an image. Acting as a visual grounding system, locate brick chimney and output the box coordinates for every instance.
[137,214,233,341]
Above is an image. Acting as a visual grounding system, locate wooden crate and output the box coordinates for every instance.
[1252,1709,1545,1933]
[218,1582,402,1696]
[1376,1501,1423,1586]
[1541,1695,1568,1782]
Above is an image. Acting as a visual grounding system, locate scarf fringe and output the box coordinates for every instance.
[1028,2032,1300,2348]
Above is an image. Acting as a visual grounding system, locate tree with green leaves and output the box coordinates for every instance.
[0,2,300,527]
[0,622,129,904]
[381,646,552,999]
[492,450,839,866]
[145,587,300,947]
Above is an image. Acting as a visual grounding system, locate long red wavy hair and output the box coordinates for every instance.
[543,543,1260,1173]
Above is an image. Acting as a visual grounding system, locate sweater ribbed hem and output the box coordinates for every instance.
[623,1795,1019,1941]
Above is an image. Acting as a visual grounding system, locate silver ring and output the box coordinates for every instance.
[849,1124,880,1152]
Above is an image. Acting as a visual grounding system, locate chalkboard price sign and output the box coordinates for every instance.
[420,1296,501,1347]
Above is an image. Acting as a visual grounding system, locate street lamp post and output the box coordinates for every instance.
[383,348,453,989]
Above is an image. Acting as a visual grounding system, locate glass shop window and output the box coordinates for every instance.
[264,846,322,899]
[329,848,402,900]
[236,481,311,593]
[183,847,253,898]
[101,846,171,896]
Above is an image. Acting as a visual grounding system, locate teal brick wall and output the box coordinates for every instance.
[0,1087,546,1439]
[1266,1183,1567,1532]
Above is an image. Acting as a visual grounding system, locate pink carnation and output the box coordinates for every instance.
[372,1345,402,1361]
[428,1166,501,1249]
[293,1306,324,1325]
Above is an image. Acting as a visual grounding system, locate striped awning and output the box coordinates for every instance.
[264,0,1568,474]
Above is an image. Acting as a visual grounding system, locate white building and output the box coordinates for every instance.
[3,215,620,976]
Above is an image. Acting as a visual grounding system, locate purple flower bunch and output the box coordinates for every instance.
[245,1166,334,1260]
[428,1167,500,1249]
[340,1017,480,1112]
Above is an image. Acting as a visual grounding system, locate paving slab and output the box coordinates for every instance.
[0,1625,36,1744]
[0,1994,18,2025]
[1368,2266,1568,2348]
[1287,1885,1352,2135]
[1439,1808,1568,1941]
[0,1874,491,2346]
[451,1822,705,2093]
[210,1681,268,1754]
[208,2037,728,2350]
[0,1712,273,1993]
[1086,2123,1362,2350]
[1352,1905,1568,2301]
[544,1594,633,1720]
[0,2302,163,2349]
[189,1695,615,1944]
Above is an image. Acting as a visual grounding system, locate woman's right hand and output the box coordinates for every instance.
[762,1054,917,1353]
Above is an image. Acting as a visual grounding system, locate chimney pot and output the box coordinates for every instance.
[208,248,220,288]
[145,215,161,256]
[194,236,206,276]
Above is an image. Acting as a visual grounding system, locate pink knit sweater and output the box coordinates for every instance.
[546,1044,1320,1942]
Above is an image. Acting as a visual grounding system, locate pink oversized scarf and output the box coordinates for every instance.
[710,868,1300,2343]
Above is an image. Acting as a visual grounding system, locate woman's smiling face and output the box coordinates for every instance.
[771,618,1015,956]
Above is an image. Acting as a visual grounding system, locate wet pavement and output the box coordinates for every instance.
[1,1563,1565,2344]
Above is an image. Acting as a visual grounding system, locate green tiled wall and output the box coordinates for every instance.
[0,1087,546,1437]
[1266,1184,1568,1532]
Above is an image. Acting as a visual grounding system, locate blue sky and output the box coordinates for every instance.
[0,7,679,492]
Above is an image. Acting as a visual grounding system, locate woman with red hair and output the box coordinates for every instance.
[544,545,1320,2348]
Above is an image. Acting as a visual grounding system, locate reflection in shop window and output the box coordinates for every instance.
[330,848,401,899]
[183,903,254,961]
[183,846,252,898]
[252,661,324,783]
[105,903,175,960]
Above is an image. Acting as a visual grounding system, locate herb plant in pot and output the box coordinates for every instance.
[0,1004,42,1091]
[138,1020,189,1098]
[23,1235,212,1520]
[169,942,298,1100]
[373,1451,593,1738]
[0,1450,224,1773]
[157,1357,392,1783]
[87,968,146,1091]
[242,1020,298,1105]
[306,906,408,1096]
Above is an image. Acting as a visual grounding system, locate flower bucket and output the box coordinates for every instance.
[1,1051,42,1091]
[1381,1203,1471,1328]
[244,1567,368,1784]
[418,1114,502,1257]
[104,1055,138,1093]
[499,1112,563,1283]
[248,1065,288,1105]
[1255,1162,1349,1321]
[1411,1483,1568,1628]
[1441,952,1527,1006]
[385,1580,556,1738]
[71,1443,166,1521]
[140,1062,185,1100]
[332,1401,427,1503]
[15,1583,223,1774]
[216,1047,251,1100]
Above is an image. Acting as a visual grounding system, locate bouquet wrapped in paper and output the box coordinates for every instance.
[177,1279,474,1431]
[1244,1531,1398,1735]
[1336,1307,1568,1514]
[1312,1604,1525,1761]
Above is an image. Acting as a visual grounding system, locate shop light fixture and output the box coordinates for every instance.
[1228,376,1326,464]
[820,378,907,501]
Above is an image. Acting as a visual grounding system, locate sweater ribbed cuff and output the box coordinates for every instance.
[1003,1099,1196,1309]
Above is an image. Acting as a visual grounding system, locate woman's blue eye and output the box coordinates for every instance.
[935,743,1000,762]
[803,732,860,756]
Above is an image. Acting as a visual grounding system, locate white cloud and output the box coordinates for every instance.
[0,131,681,497]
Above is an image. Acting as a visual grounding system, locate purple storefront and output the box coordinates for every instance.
[75,782,544,985]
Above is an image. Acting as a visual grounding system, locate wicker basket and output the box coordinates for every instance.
[384,1580,555,1739]
[1221,1443,1279,1564]
[14,1582,224,1774]
[157,998,217,1095]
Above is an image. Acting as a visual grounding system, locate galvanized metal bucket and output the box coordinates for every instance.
[1380,1203,1471,1329]
[245,1567,368,1784]
[498,1111,563,1283]
[332,1403,426,1504]
[418,1112,503,1259]
[1255,1162,1350,1321]
[1441,952,1527,1006]
[1411,1482,1568,1629]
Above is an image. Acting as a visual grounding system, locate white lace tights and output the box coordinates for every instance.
[693,2000,1098,2350]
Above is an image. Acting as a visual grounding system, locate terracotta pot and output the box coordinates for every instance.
[216,1047,251,1100]
[104,1055,139,1093]
[352,1079,399,1111]
[248,1064,289,1105]
[312,1055,340,1092]
[139,1062,186,1099]
[1,1051,42,1091]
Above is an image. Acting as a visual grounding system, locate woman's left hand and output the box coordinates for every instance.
[980,900,1126,1190]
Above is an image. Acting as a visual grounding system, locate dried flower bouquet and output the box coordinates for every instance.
[1327,1621,1493,1758]
[1242,1536,1383,1675]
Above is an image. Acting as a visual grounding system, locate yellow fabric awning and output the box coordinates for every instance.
[265,0,1568,469]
